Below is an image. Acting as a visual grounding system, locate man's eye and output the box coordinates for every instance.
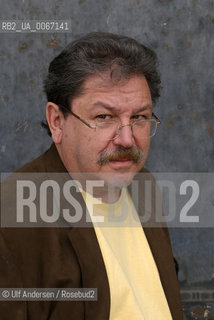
[132,114,147,120]
[96,114,112,121]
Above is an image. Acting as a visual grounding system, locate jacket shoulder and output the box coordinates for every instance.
[16,143,66,174]
[16,148,50,173]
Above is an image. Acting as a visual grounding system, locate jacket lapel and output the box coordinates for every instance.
[129,171,183,319]
[68,227,110,320]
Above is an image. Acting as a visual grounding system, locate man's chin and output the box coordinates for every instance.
[99,171,137,188]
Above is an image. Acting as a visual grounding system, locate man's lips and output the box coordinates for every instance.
[110,159,132,162]
[108,159,134,168]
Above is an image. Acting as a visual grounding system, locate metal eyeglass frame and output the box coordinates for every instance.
[58,104,161,139]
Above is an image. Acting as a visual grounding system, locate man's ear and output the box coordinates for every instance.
[46,102,64,144]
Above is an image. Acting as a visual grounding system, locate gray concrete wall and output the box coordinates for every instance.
[0,0,214,299]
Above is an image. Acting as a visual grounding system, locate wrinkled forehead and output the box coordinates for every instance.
[71,73,152,113]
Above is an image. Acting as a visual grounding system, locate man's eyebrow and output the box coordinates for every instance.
[92,102,120,112]
[135,106,152,113]
[91,102,152,112]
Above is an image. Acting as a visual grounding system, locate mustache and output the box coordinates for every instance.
[98,146,143,166]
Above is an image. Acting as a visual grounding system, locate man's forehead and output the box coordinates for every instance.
[71,74,152,114]
[90,102,152,113]
[81,73,151,94]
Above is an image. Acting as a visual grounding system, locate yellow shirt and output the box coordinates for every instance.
[81,187,172,320]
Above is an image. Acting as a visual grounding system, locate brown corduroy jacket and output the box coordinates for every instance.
[0,144,183,319]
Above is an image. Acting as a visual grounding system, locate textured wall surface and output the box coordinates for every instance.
[0,0,214,296]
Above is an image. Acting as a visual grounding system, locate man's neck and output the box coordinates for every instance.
[73,177,122,204]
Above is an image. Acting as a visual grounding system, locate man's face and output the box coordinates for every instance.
[57,74,153,186]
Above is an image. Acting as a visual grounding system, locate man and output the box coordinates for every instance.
[0,32,183,319]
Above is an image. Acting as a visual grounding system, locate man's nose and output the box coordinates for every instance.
[113,124,134,148]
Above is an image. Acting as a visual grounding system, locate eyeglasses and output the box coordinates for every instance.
[59,104,161,141]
